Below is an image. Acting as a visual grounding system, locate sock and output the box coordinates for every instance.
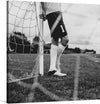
[49,44,58,71]
[56,43,65,72]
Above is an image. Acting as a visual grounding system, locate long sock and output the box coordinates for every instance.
[56,43,65,72]
[49,44,58,71]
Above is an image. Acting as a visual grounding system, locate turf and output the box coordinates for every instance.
[7,54,100,103]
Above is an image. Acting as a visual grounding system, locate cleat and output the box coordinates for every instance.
[48,70,57,76]
[54,71,67,77]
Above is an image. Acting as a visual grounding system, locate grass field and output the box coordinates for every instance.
[7,54,100,103]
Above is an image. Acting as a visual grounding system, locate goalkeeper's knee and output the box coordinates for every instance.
[61,35,69,47]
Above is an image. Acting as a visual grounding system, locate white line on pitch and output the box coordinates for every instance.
[73,54,80,100]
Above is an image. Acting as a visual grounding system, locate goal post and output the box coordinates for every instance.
[38,2,44,76]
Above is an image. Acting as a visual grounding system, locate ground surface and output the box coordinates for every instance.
[7,54,100,103]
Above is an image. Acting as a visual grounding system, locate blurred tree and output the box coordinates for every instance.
[8,32,31,53]
[74,47,81,53]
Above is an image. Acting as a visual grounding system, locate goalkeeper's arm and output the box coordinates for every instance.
[39,2,46,21]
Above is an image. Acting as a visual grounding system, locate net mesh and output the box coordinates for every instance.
[8,1,41,83]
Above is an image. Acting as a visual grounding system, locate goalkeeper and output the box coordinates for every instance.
[40,2,69,76]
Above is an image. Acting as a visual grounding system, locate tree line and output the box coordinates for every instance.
[8,32,39,53]
[8,31,96,54]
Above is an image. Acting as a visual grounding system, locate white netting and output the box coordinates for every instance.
[7,1,42,83]
[8,1,39,53]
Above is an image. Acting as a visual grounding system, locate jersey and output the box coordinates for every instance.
[43,2,61,15]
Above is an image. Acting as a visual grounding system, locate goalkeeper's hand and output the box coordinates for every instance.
[39,13,46,21]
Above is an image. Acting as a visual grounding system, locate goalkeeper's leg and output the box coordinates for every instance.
[48,38,68,77]
[46,12,69,76]
[56,35,69,72]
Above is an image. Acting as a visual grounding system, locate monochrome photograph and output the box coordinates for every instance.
[7,0,100,103]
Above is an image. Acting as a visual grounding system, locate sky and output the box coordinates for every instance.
[63,4,100,52]
[8,1,100,53]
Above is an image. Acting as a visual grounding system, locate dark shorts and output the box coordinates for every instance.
[46,11,68,41]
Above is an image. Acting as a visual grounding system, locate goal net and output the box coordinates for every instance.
[7,0,44,83]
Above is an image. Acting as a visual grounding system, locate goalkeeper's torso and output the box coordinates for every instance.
[44,2,61,15]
